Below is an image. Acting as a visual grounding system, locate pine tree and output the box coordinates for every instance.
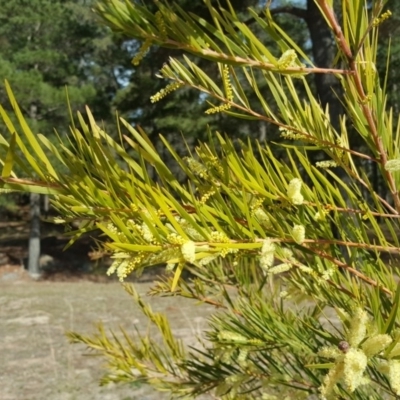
[0,0,120,134]
[0,0,400,398]
[0,0,122,276]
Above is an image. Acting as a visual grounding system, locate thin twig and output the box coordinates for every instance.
[176,77,396,214]
[162,37,353,75]
[305,202,400,219]
[304,239,399,255]
[306,245,392,296]
[172,79,376,163]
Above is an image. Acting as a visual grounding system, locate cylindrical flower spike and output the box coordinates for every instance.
[292,224,305,244]
[287,178,304,205]
[268,263,292,275]
[347,308,368,347]
[389,360,400,395]
[342,348,368,392]
[361,334,392,357]
[260,238,276,271]
[181,240,196,263]
[385,159,400,172]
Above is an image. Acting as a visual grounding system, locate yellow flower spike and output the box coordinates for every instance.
[299,264,315,276]
[131,38,152,66]
[268,263,292,275]
[200,189,215,204]
[204,103,231,114]
[205,155,224,175]
[385,159,400,172]
[250,197,263,210]
[260,238,276,271]
[321,267,336,281]
[209,230,229,243]
[167,233,186,245]
[106,261,118,276]
[277,49,297,70]
[281,247,295,261]
[129,203,139,212]
[141,222,154,243]
[292,224,305,244]
[150,82,183,103]
[181,240,196,263]
[205,64,233,114]
[347,308,368,347]
[218,330,248,344]
[108,253,145,282]
[319,360,345,399]
[185,157,208,178]
[287,178,304,205]
[388,360,400,395]
[155,11,167,40]
[318,346,342,360]
[342,348,368,392]
[373,10,392,27]
[279,127,309,141]
[253,207,271,227]
[361,334,392,357]
[237,349,248,367]
[221,65,233,101]
[279,290,290,299]
[315,160,338,169]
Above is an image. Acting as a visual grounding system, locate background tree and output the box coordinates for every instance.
[0,0,123,276]
[0,0,126,132]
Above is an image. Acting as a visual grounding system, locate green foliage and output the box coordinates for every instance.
[0,0,122,137]
[2,0,400,398]
[109,0,311,146]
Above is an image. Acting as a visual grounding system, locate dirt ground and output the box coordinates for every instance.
[0,269,214,400]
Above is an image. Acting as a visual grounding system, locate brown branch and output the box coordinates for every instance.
[276,255,357,299]
[305,245,392,296]
[337,163,398,215]
[304,239,400,255]
[315,0,400,213]
[325,278,357,299]
[175,80,373,162]
[260,237,400,259]
[180,79,395,215]
[176,80,396,214]
[148,279,242,315]
[304,202,400,219]
[163,37,351,75]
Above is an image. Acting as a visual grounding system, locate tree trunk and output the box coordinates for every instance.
[43,194,49,218]
[27,102,41,278]
[28,193,41,278]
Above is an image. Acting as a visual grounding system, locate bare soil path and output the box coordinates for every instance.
[0,279,213,400]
